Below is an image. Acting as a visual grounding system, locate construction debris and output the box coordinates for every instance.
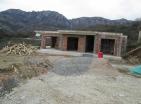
[130,65,141,77]
[0,42,36,56]
[123,46,141,64]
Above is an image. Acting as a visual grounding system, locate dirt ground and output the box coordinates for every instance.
[0,56,141,104]
[0,53,52,96]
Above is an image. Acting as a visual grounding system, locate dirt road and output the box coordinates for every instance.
[1,57,141,104]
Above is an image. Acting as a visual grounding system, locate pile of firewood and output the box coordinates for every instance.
[0,42,36,55]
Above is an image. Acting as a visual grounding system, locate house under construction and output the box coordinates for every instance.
[35,30,127,56]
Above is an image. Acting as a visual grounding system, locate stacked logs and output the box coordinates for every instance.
[0,42,36,56]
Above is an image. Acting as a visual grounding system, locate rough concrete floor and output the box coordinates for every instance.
[0,57,141,104]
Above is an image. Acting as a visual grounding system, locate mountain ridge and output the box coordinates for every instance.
[0,9,134,37]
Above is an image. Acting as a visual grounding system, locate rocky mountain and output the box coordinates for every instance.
[70,17,131,29]
[0,9,132,37]
[0,9,70,36]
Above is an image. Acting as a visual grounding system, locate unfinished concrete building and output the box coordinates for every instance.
[35,30,127,56]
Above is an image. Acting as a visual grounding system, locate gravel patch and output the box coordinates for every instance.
[1,56,141,104]
[52,57,93,76]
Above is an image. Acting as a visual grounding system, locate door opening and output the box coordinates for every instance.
[67,37,78,51]
[85,36,95,52]
[101,39,115,55]
[51,37,57,48]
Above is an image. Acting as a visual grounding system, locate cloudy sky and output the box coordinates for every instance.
[0,0,140,20]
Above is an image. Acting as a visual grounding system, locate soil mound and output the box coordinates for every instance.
[89,58,119,77]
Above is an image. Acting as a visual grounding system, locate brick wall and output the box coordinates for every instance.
[61,35,68,51]
[60,35,86,52]
[121,36,127,55]
[40,33,127,56]
[94,35,101,54]
[94,34,124,56]
[40,35,46,49]
[78,36,86,52]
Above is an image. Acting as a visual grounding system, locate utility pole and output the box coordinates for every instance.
[138,31,141,43]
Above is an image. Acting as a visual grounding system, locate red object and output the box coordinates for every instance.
[98,52,103,58]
